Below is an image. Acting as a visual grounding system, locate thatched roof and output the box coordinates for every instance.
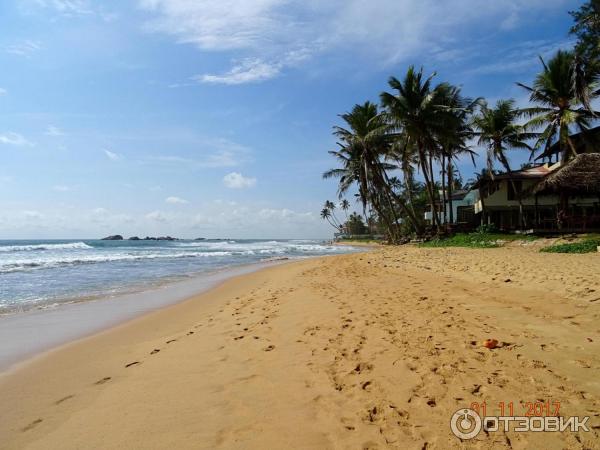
[533,153,600,196]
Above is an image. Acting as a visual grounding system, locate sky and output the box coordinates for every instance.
[0,0,584,239]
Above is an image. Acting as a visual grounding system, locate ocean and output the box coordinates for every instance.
[0,239,355,316]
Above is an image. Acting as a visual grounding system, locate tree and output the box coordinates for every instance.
[381,67,455,231]
[472,100,534,228]
[340,199,350,220]
[323,200,343,230]
[570,0,600,61]
[435,84,479,224]
[518,50,599,161]
[323,101,422,241]
[320,208,341,232]
[345,212,367,235]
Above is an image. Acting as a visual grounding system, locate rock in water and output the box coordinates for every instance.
[101,235,123,241]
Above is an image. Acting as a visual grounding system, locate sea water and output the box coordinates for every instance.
[0,239,355,315]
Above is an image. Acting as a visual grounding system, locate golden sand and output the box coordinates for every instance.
[1,246,599,449]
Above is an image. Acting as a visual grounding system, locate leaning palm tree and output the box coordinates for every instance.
[381,67,453,230]
[323,200,343,229]
[320,207,342,232]
[323,101,421,240]
[472,99,534,228]
[518,49,599,161]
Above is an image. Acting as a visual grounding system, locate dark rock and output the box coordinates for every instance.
[194,237,206,241]
[101,235,123,241]
[129,236,140,241]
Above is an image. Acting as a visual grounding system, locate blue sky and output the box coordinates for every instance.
[0,0,582,239]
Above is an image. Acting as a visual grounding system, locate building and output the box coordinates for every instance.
[424,189,478,227]
[472,155,600,232]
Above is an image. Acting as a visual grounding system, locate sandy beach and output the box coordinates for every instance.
[1,246,599,449]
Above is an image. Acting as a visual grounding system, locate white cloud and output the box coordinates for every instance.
[197,58,282,85]
[5,40,42,56]
[35,0,93,15]
[23,210,43,220]
[139,0,569,83]
[103,149,123,161]
[0,132,33,146]
[223,172,256,189]
[149,137,251,168]
[165,196,189,204]
[45,125,65,136]
[146,210,168,222]
[0,88,6,95]
[52,185,70,192]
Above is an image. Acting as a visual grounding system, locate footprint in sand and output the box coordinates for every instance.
[150,349,160,355]
[94,377,111,385]
[54,394,75,405]
[264,344,275,352]
[166,339,177,344]
[22,419,43,432]
[125,361,140,368]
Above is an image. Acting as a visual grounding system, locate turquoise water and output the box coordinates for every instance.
[0,239,354,314]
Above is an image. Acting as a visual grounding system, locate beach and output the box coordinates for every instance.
[1,245,599,449]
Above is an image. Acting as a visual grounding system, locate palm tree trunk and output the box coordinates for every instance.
[418,144,439,230]
[447,158,454,224]
[440,154,447,225]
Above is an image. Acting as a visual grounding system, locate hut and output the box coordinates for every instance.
[533,154,600,230]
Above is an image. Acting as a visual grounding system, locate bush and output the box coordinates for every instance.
[540,239,600,254]
[420,232,501,248]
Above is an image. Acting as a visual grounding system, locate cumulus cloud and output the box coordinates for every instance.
[139,0,569,83]
[103,149,123,161]
[165,196,189,204]
[223,172,257,189]
[0,132,33,146]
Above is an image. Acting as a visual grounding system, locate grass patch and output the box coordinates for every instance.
[540,238,600,254]
[420,232,538,249]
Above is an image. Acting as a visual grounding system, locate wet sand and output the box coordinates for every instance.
[0,246,599,449]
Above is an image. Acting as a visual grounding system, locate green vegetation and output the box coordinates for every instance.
[540,238,600,253]
[320,2,599,243]
[421,229,538,249]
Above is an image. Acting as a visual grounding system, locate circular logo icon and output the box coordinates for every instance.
[450,408,482,440]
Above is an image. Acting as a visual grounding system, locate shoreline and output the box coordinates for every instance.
[0,259,293,374]
[1,246,598,449]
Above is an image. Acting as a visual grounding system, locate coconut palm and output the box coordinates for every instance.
[472,99,534,228]
[340,199,350,220]
[323,200,345,231]
[435,84,480,224]
[320,208,341,232]
[323,101,421,240]
[518,50,599,161]
[380,67,454,230]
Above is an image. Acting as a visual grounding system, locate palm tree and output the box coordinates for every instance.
[472,99,534,228]
[320,207,341,232]
[340,199,350,220]
[518,50,599,161]
[323,200,343,229]
[435,84,480,224]
[323,102,421,241]
[380,67,453,231]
